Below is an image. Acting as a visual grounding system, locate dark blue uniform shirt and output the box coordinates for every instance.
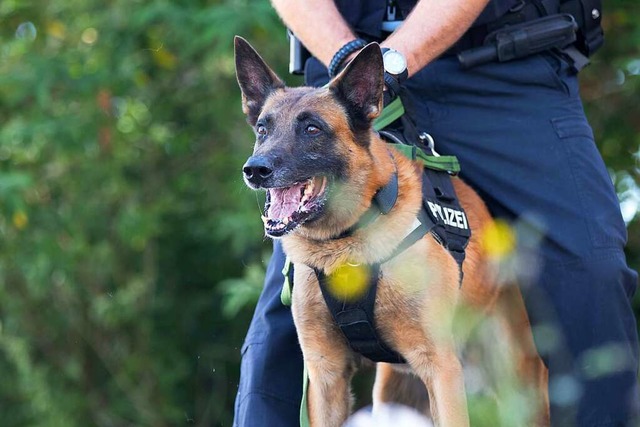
[334,0,520,39]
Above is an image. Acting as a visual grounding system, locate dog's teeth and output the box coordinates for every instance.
[283,217,289,225]
[301,179,315,205]
[305,180,314,196]
[261,215,268,224]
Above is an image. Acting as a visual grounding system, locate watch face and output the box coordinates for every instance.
[383,50,407,75]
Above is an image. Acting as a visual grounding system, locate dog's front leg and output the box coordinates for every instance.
[291,266,356,427]
[305,353,356,427]
[428,350,469,427]
[408,346,470,427]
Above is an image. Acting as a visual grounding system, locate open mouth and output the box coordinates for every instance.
[262,177,328,237]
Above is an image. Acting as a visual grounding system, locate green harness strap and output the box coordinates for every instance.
[300,362,310,427]
[374,98,461,173]
[373,97,404,131]
[280,257,293,306]
[392,143,461,174]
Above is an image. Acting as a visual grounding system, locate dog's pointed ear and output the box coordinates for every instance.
[329,43,384,127]
[235,36,285,125]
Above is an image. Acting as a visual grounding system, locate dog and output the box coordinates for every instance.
[235,36,549,427]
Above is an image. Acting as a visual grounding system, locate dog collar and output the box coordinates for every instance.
[336,154,399,239]
[334,173,397,239]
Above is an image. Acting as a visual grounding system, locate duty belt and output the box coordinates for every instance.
[382,0,600,71]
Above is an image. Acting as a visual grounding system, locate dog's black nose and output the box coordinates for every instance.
[243,156,274,185]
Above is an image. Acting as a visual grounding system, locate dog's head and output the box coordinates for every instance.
[234,36,386,239]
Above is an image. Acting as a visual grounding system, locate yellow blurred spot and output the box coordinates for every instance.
[47,20,66,40]
[481,219,515,259]
[81,27,98,45]
[152,47,177,70]
[327,262,370,302]
[12,211,28,230]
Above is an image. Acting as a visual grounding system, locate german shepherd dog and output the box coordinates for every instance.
[235,36,549,427]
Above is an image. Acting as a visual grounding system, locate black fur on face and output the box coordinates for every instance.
[249,91,348,189]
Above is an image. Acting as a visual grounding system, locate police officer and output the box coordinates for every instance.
[233,0,640,425]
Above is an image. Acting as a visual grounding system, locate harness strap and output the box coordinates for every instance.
[381,130,461,174]
[315,264,406,364]
[421,169,470,283]
[373,97,405,131]
[382,209,435,263]
[280,257,294,306]
[379,114,471,283]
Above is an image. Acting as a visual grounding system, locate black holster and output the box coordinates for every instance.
[458,14,579,69]
[287,30,310,75]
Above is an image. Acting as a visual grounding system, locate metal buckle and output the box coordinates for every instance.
[419,133,440,157]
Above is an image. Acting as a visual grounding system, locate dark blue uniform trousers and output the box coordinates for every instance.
[234,52,640,426]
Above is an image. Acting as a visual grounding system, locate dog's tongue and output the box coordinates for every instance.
[268,183,305,219]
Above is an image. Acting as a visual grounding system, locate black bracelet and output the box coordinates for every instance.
[328,38,368,77]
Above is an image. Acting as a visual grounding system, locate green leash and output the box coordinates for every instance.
[281,257,293,306]
[280,259,310,426]
[300,362,310,427]
[373,96,405,131]
[392,143,461,174]
[374,97,461,174]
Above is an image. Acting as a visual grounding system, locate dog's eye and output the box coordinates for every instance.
[305,125,321,135]
[256,125,267,136]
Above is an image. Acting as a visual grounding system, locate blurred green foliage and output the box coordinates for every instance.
[582,0,640,280]
[0,1,287,425]
[0,0,638,426]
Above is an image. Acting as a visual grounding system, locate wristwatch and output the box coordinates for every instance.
[381,48,408,83]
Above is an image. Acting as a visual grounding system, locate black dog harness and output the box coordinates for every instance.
[313,168,435,363]
[281,137,471,364]
[313,138,470,363]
